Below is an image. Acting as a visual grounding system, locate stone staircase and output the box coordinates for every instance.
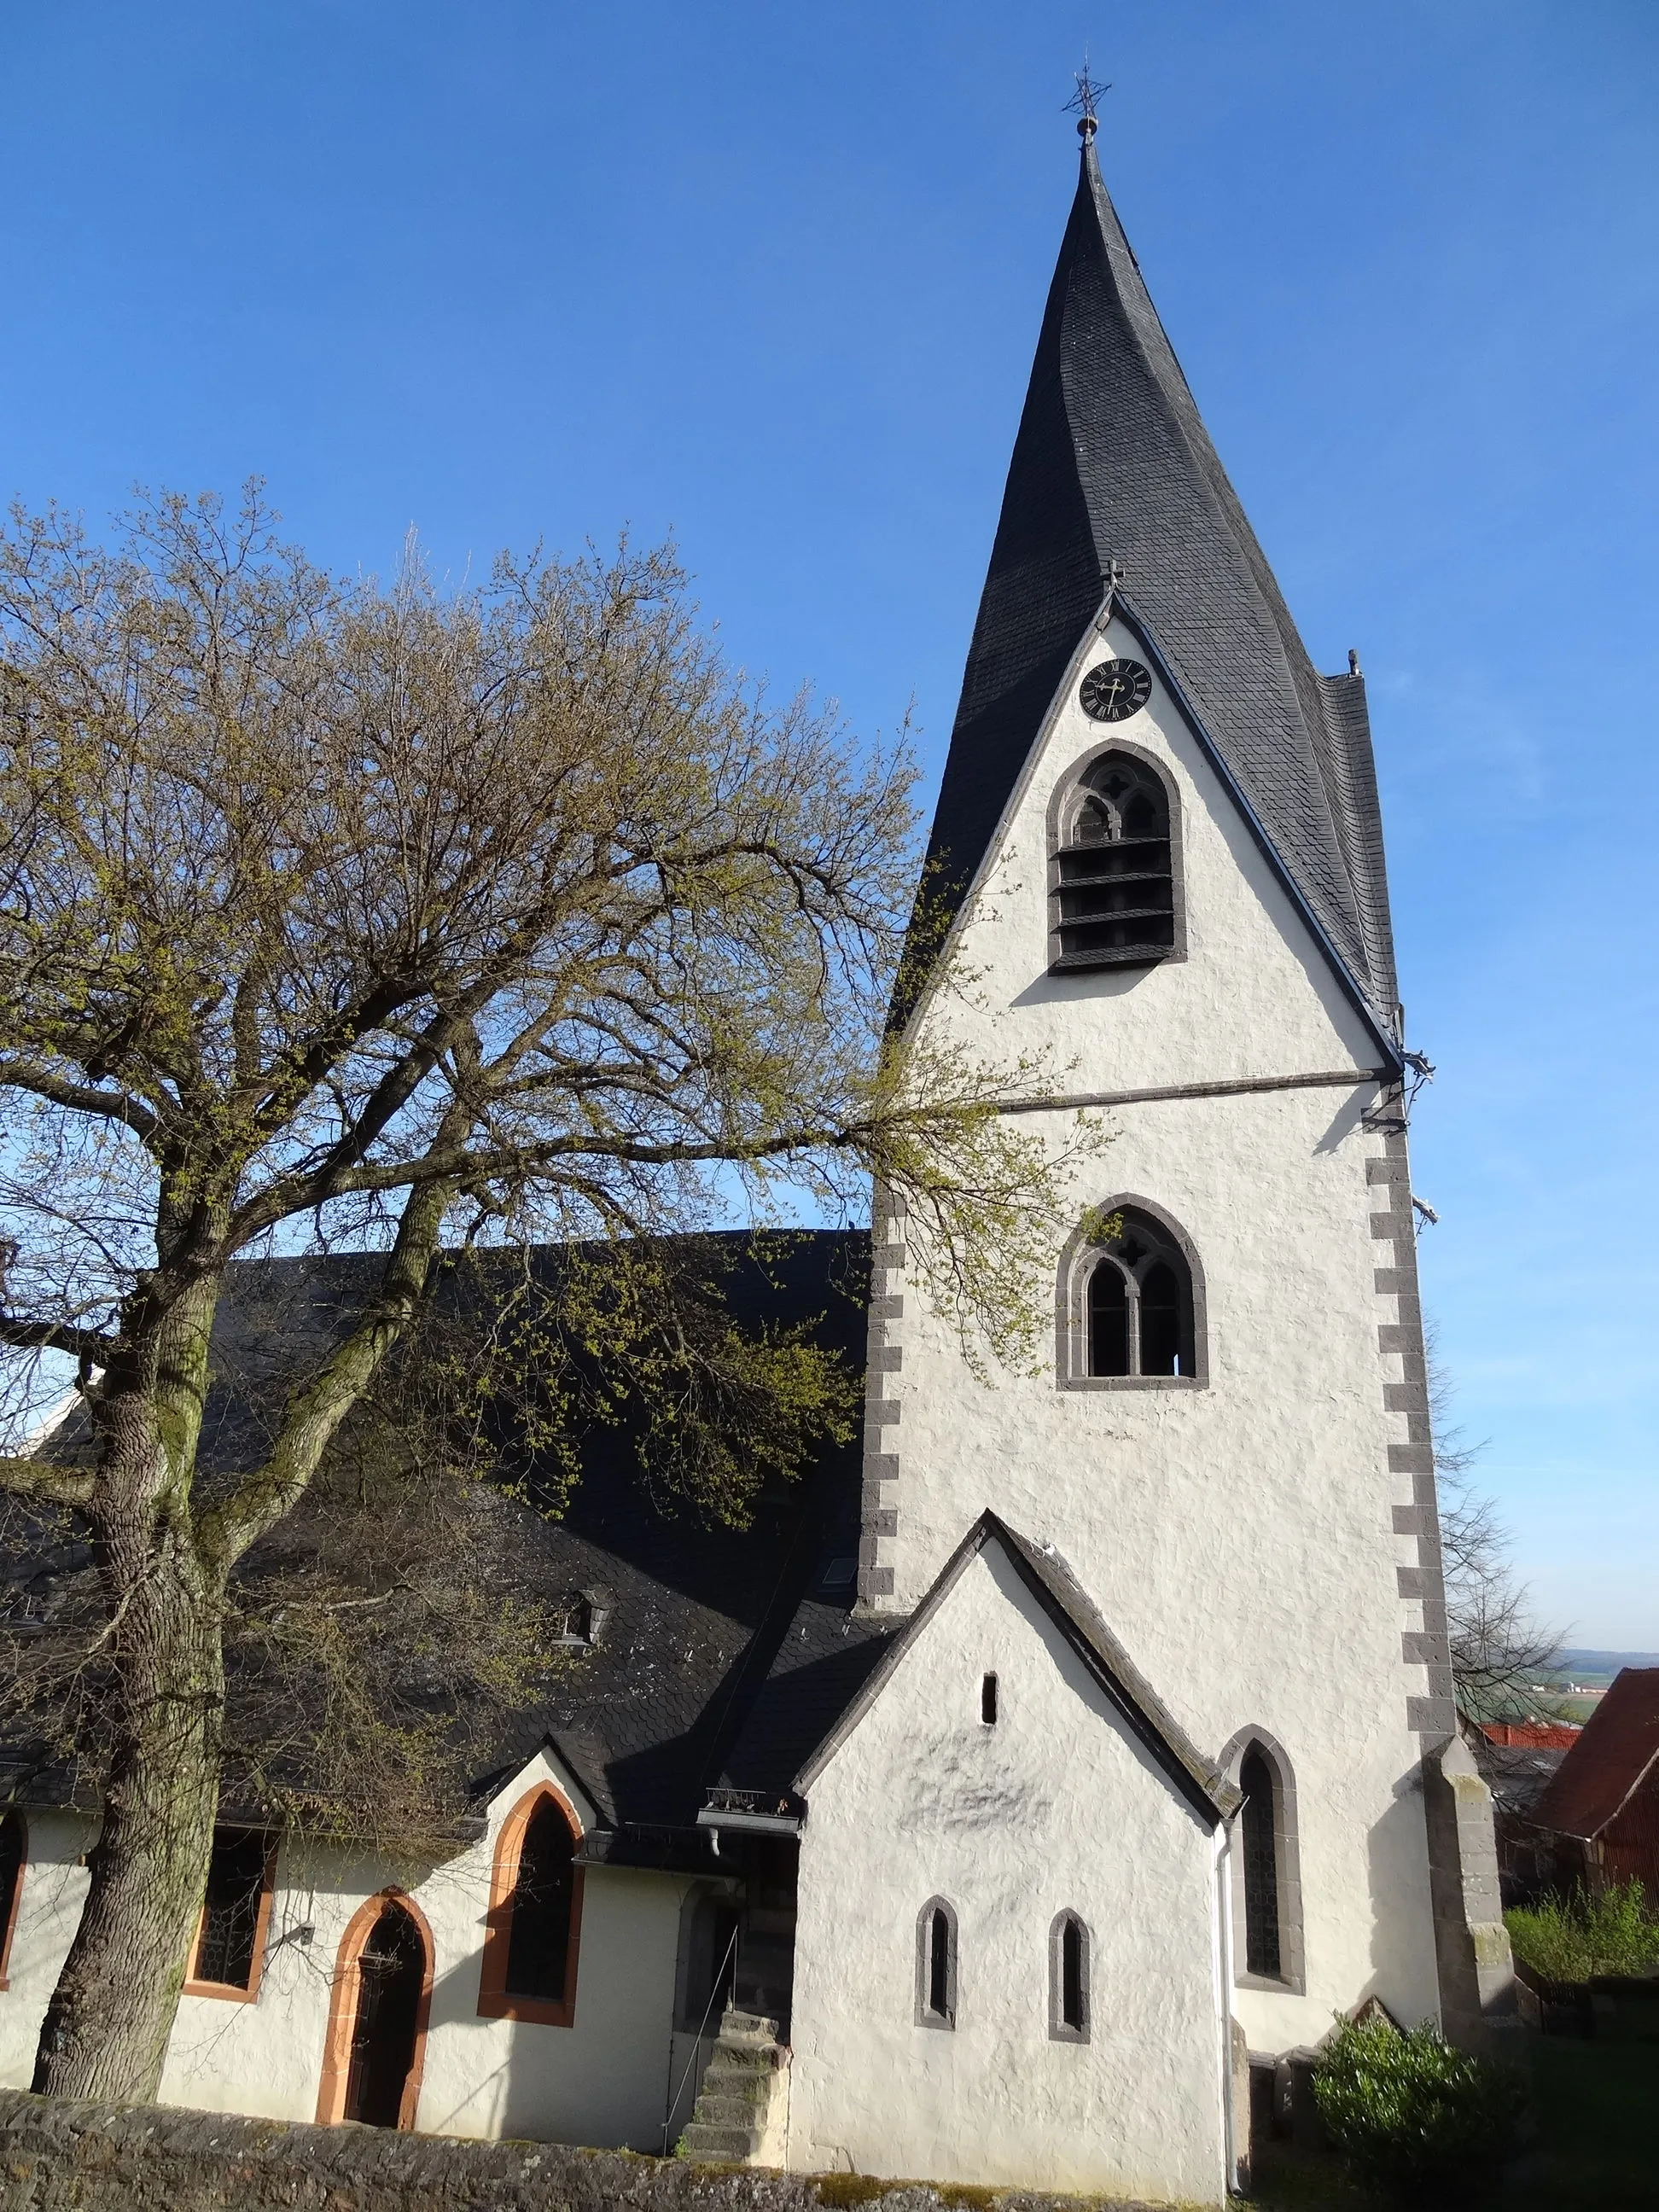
[676,2007,789,2166]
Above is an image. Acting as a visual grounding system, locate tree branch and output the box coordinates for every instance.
[197,1130,463,1570]
[0,1058,163,1145]
[0,1453,96,1508]
[0,1313,115,1362]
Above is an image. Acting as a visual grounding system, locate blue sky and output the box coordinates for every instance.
[3,3,1655,1644]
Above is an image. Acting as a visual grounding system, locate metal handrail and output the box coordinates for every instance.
[661,1924,741,2151]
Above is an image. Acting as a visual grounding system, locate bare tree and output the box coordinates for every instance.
[0,488,1091,2102]
[1426,1325,1563,1720]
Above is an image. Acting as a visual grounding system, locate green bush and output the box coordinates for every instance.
[1312,2015,1525,2198]
[1505,1881,1659,1985]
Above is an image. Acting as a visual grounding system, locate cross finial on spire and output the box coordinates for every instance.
[1063,58,1111,143]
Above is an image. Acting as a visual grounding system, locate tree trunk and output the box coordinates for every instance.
[32,1522,225,2101]
[32,1257,228,2105]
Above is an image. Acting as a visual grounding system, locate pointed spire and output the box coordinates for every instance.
[907,121,1398,1033]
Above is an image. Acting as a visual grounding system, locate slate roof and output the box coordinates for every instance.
[738,1508,1239,1825]
[901,139,1400,1042]
[3,1231,871,1848]
[1532,1669,1659,1842]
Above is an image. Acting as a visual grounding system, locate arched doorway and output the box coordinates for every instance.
[317,1892,434,2130]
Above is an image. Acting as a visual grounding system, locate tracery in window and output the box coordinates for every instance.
[1087,1213,1195,1378]
[1051,751,1176,972]
[1049,1910,1091,2041]
[915,1896,957,2029]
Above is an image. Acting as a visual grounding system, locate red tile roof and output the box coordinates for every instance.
[1480,1720,1581,1750]
[1532,1669,1659,1840]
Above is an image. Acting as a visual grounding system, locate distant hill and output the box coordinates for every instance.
[1557,1649,1659,1675]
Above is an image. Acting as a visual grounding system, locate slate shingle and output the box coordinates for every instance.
[904,143,1399,1036]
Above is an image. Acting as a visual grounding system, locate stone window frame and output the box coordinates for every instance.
[0,1809,26,1991]
[477,1781,585,2028]
[1056,1194,1208,1391]
[183,1826,278,2003]
[1048,1909,1091,2043]
[1045,736,1189,973]
[315,1888,435,2130]
[914,1895,958,2030]
[1220,1726,1306,1996]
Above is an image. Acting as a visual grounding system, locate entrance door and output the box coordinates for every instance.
[342,1899,426,2128]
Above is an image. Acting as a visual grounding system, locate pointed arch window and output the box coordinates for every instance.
[1086,1212,1196,1378]
[1050,750,1179,972]
[1221,1729,1305,1993]
[1049,1911,1091,2042]
[1059,1200,1206,1388]
[915,1896,957,2029]
[478,1784,585,2026]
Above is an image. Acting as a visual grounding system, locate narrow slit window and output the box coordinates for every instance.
[1050,1910,1091,2041]
[916,1897,957,2029]
[1239,1748,1283,1980]
[981,1673,998,1725]
[1051,754,1176,973]
[189,1830,272,1994]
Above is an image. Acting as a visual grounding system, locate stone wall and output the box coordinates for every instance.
[0,2093,1170,2212]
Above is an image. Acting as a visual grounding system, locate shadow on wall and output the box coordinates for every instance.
[1365,1775,1435,2014]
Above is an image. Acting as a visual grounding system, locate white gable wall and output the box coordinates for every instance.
[788,1542,1227,2203]
[864,618,1443,2055]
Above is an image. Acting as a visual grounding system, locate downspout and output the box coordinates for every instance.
[1214,1821,1238,2197]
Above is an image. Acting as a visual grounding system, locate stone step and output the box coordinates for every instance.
[720,2007,779,2041]
[702,2048,775,2082]
[690,2093,767,2130]
[679,2123,761,2163]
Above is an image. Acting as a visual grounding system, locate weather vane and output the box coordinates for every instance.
[1063,59,1111,143]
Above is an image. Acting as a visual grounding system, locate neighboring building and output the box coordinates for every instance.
[1530,1669,1659,1896]
[1470,1720,1579,1903]
[0,120,1510,2207]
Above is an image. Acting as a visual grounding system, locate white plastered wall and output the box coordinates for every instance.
[872,614,1441,2052]
[789,1540,1227,2203]
[1,1751,696,2152]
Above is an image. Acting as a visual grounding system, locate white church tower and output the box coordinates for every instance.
[774,110,1513,2203]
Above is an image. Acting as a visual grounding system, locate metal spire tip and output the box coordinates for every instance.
[1063,61,1111,143]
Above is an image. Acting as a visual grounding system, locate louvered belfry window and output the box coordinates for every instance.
[1051,754,1175,972]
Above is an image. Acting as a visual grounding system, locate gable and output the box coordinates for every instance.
[910,605,1391,1097]
[799,1540,1216,1852]
[796,1516,1232,1829]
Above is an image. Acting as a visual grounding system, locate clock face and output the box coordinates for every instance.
[1080,658,1152,723]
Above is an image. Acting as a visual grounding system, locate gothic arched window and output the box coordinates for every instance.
[1058,1200,1207,1388]
[1049,1910,1091,2042]
[1050,750,1179,973]
[478,1784,585,2026]
[1221,1729,1305,1993]
[1086,1211,1196,1378]
[915,1897,957,2029]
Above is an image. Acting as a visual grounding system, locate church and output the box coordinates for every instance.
[0,119,1511,2208]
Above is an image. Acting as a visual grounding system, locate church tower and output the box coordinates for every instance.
[779,112,1512,2201]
